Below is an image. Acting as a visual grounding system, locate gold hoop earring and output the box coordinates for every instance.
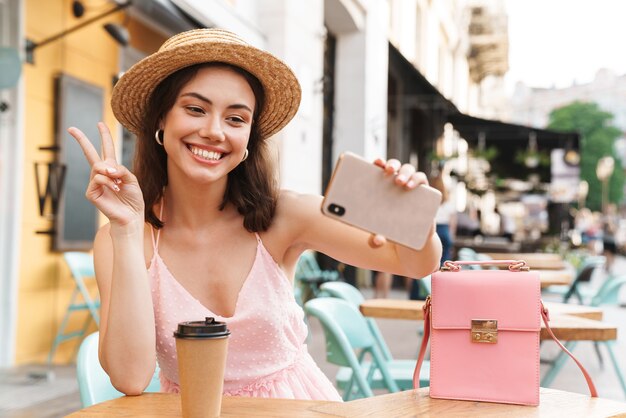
[241,149,249,162]
[155,129,164,146]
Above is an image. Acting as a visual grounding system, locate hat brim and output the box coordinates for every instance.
[111,36,301,139]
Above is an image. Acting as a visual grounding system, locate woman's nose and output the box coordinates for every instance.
[199,116,225,142]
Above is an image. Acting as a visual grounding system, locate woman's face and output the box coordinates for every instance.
[161,66,255,185]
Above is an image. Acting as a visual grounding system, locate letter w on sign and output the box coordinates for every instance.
[34,162,67,217]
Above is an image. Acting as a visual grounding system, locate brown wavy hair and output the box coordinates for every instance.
[133,62,278,232]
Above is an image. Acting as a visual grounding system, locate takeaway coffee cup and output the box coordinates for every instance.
[174,317,230,418]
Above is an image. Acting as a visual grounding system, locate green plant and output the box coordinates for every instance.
[514,149,551,168]
[428,151,458,162]
[470,146,499,161]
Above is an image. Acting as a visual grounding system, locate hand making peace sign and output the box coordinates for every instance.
[67,122,145,226]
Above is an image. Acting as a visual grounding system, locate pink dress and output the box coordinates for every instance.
[148,226,342,401]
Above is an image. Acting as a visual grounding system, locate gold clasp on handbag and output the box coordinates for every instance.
[471,319,498,344]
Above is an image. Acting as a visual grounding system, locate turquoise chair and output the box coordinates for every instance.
[416,275,432,296]
[48,252,101,365]
[295,251,340,303]
[76,332,161,407]
[319,281,430,392]
[456,248,496,269]
[543,256,605,304]
[305,297,403,400]
[457,247,478,261]
[541,274,626,397]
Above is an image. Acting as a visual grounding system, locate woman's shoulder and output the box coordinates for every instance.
[263,190,323,247]
[275,189,323,218]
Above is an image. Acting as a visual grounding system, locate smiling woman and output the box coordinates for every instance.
[67,28,441,402]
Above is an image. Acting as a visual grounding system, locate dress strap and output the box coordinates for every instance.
[254,232,262,244]
[150,198,165,252]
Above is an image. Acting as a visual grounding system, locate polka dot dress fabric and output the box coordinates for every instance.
[148,232,342,401]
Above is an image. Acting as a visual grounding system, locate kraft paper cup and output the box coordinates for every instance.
[174,317,230,418]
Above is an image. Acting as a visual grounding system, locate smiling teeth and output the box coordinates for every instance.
[190,146,222,161]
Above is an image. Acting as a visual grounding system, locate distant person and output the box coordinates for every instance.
[373,271,393,299]
[456,204,481,238]
[431,174,456,263]
[496,206,516,242]
[603,235,618,274]
[602,204,620,273]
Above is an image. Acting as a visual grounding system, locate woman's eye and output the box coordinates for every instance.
[186,106,205,114]
[227,116,246,124]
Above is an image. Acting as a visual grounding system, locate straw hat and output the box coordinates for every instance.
[111,28,301,139]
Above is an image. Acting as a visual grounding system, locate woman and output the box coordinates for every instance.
[69,29,441,400]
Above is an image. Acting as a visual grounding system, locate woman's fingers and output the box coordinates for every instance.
[98,122,118,164]
[406,171,428,189]
[373,158,401,174]
[395,163,416,186]
[91,162,138,192]
[368,233,387,249]
[67,127,101,166]
[373,158,428,189]
[91,173,121,193]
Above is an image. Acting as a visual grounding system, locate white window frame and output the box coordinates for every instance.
[0,0,24,367]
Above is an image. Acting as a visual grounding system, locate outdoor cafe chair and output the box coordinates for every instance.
[305,297,428,401]
[76,332,161,407]
[47,252,101,365]
[456,248,496,269]
[319,281,430,391]
[541,274,626,397]
[543,255,606,304]
[295,251,340,304]
[457,247,478,263]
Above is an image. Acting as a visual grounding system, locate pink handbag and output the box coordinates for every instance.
[413,259,598,405]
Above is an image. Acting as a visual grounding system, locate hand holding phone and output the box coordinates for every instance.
[322,152,442,251]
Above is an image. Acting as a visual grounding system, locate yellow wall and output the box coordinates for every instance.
[17,0,165,364]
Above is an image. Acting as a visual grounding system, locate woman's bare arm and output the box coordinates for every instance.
[69,123,155,395]
[274,158,441,278]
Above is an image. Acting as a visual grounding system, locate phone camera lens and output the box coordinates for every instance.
[328,204,345,216]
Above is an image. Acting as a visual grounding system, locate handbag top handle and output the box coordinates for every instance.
[441,259,529,271]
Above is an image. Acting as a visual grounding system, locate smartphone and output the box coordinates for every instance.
[322,152,442,250]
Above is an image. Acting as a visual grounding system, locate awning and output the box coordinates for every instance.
[389,43,458,115]
[447,113,580,150]
[447,113,580,182]
[389,42,580,181]
[132,0,201,33]
[389,43,579,152]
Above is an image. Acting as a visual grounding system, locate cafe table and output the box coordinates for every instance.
[536,269,575,288]
[359,299,616,342]
[359,299,604,321]
[66,388,626,417]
